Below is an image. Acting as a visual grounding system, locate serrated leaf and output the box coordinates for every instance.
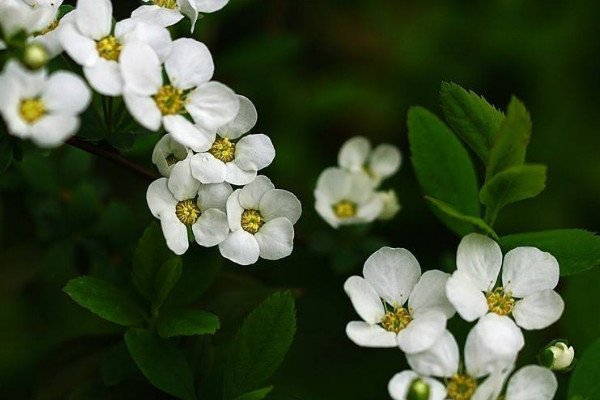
[499,229,600,276]
[223,291,296,400]
[63,277,147,326]
[486,97,532,180]
[125,328,196,400]
[568,338,600,400]
[153,257,182,311]
[133,222,174,301]
[440,82,504,162]
[426,196,498,240]
[234,386,274,400]
[480,164,547,223]
[157,309,219,339]
[408,106,481,236]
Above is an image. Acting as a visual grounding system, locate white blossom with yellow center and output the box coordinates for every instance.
[132,0,230,32]
[343,247,455,353]
[445,233,564,330]
[0,61,90,148]
[152,134,191,177]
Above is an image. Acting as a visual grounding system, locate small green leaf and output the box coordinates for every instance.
[486,97,532,180]
[568,338,600,400]
[440,82,504,163]
[223,291,297,400]
[157,309,219,339]
[234,386,274,400]
[480,164,547,223]
[499,229,600,276]
[408,106,481,236]
[426,196,498,240]
[63,277,146,326]
[133,222,174,301]
[125,328,197,400]
[153,257,183,311]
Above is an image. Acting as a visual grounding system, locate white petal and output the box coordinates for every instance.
[159,213,189,255]
[218,229,260,265]
[146,178,177,217]
[152,134,189,178]
[195,0,229,13]
[445,270,488,322]
[502,247,560,298]
[238,175,274,209]
[123,91,162,131]
[225,161,257,185]
[234,134,275,171]
[363,247,421,306]
[83,59,123,96]
[355,193,384,223]
[225,189,243,231]
[345,321,397,348]
[254,217,294,260]
[186,81,240,131]
[314,167,352,203]
[116,19,172,62]
[368,144,401,181]
[167,157,200,201]
[75,0,112,40]
[314,197,339,228]
[259,189,302,224]
[388,371,447,400]
[408,270,455,318]
[192,208,229,247]
[29,114,78,148]
[343,276,385,324]
[472,368,511,400]
[164,115,215,152]
[120,42,162,96]
[338,136,370,172]
[346,171,379,204]
[190,152,227,184]
[406,330,459,378]
[505,365,557,400]
[59,23,98,66]
[196,182,232,212]
[218,95,257,139]
[179,0,199,30]
[42,72,90,115]
[456,233,503,291]
[397,311,446,354]
[130,5,184,27]
[512,290,564,330]
[166,38,213,89]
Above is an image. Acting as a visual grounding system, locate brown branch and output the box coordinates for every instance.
[66,137,159,181]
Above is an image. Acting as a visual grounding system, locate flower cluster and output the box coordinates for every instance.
[315,136,402,228]
[344,233,566,399]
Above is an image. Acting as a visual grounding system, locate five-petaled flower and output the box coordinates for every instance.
[132,0,229,32]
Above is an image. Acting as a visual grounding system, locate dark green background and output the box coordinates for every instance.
[1,0,599,398]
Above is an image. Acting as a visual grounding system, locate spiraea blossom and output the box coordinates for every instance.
[338,136,402,186]
[131,0,229,31]
[219,176,302,265]
[152,134,191,177]
[189,95,276,185]
[344,247,455,353]
[120,38,239,150]
[446,233,565,330]
[59,0,172,96]
[388,314,525,400]
[0,61,91,147]
[147,157,232,255]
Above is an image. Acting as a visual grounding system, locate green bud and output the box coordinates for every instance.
[22,42,49,70]
[407,378,430,400]
[538,339,575,371]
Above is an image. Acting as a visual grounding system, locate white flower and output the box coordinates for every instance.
[152,134,191,177]
[389,314,525,400]
[189,95,275,185]
[0,61,90,147]
[314,167,383,228]
[28,1,70,59]
[344,247,455,353]
[503,365,558,400]
[59,0,172,96]
[120,38,239,151]
[219,176,302,265]
[545,341,575,371]
[0,0,57,39]
[377,189,401,220]
[446,233,565,330]
[147,158,232,255]
[131,0,228,31]
[338,136,401,186]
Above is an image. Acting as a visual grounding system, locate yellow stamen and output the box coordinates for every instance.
[38,19,59,35]
[96,36,122,61]
[380,307,412,333]
[166,154,179,166]
[486,287,515,316]
[153,0,178,8]
[332,200,357,218]
[241,209,264,234]
[446,374,477,400]
[19,98,45,123]
[175,199,201,225]
[209,137,236,163]
[154,85,185,115]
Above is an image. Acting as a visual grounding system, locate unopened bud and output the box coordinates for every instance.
[539,340,575,371]
[377,190,401,221]
[22,42,49,70]
[407,378,430,400]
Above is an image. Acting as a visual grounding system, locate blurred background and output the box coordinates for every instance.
[1,0,600,398]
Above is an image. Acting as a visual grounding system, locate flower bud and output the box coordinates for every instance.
[407,378,430,400]
[539,340,575,371]
[377,190,401,220]
[22,42,49,70]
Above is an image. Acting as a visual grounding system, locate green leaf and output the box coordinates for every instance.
[426,197,498,240]
[499,229,600,276]
[153,257,182,311]
[234,387,274,400]
[101,342,138,387]
[479,164,547,223]
[133,222,175,301]
[63,277,147,326]
[125,328,197,400]
[440,82,504,163]
[223,291,297,400]
[486,97,532,180]
[408,107,481,236]
[568,338,600,400]
[157,309,219,339]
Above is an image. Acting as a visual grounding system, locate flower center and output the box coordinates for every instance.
[446,374,477,400]
[166,154,179,166]
[175,199,200,225]
[19,98,45,123]
[154,85,185,115]
[96,36,122,61]
[209,137,236,162]
[38,19,59,35]
[153,0,178,8]
[486,287,515,316]
[241,209,264,234]
[380,307,412,333]
[332,200,357,219]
